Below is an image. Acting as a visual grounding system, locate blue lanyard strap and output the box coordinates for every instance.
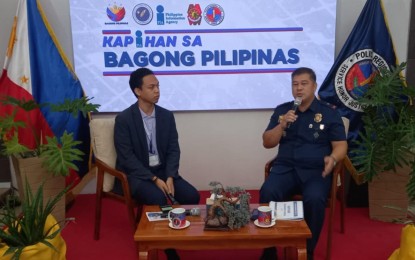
[143,119,155,154]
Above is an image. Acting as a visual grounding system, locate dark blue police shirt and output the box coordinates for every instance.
[266,97,346,177]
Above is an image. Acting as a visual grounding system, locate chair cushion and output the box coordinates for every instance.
[337,117,349,187]
[90,117,116,192]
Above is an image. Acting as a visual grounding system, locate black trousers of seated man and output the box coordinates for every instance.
[114,174,200,260]
[259,168,332,260]
[114,165,200,205]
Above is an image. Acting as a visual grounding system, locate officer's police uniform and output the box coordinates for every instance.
[259,97,346,253]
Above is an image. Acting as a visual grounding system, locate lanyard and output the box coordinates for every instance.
[143,118,155,154]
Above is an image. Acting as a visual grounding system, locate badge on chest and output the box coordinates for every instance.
[149,154,160,166]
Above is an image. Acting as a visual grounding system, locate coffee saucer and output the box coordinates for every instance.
[254,219,276,228]
[169,220,190,230]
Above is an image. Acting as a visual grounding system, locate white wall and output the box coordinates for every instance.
[0,0,412,191]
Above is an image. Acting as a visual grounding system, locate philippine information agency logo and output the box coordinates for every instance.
[203,4,224,26]
[133,3,153,25]
[335,49,390,112]
[106,3,126,22]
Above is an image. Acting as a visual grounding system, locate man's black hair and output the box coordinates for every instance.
[291,67,316,82]
[129,68,154,97]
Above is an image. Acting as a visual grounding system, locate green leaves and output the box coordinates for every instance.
[0,178,70,259]
[208,182,251,230]
[1,134,30,156]
[0,111,26,137]
[351,62,415,200]
[0,95,100,176]
[0,96,41,111]
[49,96,100,118]
[41,131,84,176]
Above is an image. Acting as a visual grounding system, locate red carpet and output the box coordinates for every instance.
[62,191,402,260]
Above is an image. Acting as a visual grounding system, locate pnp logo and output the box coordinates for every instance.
[187,4,202,25]
[335,49,389,112]
[107,3,126,22]
[203,4,224,26]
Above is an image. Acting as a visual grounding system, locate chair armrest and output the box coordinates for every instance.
[94,157,134,204]
[343,155,365,185]
[264,156,277,180]
[94,157,129,184]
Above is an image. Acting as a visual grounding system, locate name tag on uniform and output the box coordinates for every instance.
[149,154,160,167]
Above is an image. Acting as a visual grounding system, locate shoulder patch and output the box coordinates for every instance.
[276,101,292,109]
[320,100,337,109]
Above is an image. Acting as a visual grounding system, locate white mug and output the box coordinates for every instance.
[168,208,186,228]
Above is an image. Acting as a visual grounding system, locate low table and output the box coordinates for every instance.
[134,204,311,260]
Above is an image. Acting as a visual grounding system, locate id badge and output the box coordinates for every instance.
[149,154,160,166]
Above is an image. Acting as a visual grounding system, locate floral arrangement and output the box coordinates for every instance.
[205,181,251,230]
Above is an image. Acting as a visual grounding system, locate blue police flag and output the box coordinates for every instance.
[318,0,398,147]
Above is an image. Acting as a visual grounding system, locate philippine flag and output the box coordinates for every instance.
[0,0,91,186]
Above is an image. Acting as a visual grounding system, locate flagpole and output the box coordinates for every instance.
[3,0,23,70]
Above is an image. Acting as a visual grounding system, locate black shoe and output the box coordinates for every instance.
[260,247,277,260]
[165,249,180,260]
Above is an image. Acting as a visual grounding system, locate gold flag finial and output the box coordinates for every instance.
[6,16,18,59]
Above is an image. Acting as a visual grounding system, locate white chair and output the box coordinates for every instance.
[89,117,141,240]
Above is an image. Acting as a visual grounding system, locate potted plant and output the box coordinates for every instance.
[205,181,251,230]
[0,95,100,222]
[350,62,415,221]
[387,206,415,259]
[0,178,71,260]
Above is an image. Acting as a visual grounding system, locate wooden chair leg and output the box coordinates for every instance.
[326,172,338,260]
[94,168,104,240]
[121,176,137,233]
[126,199,136,233]
[339,171,346,234]
[326,200,335,260]
[135,204,143,224]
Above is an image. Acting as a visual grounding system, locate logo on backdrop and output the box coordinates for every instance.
[187,4,202,25]
[335,48,390,112]
[106,3,127,24]
[156,5,165,25]
[203,4,224,26]
[156,5,186,25]
[133,3,153,25]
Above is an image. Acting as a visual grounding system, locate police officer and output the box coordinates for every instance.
[259,67,348,260]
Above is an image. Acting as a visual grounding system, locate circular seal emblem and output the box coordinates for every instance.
[133,3,153,25]
[335,49,390,112]
[107,4,126,22]
[203,4,224,26]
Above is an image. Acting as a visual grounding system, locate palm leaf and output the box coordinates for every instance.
[350,62,415,200]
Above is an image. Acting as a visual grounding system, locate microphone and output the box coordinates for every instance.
[287,97,302,128]
[160,207,201,218]
[167,193,179,205]
[185,207,201,216]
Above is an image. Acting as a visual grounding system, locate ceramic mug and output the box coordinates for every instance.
[257,206,273,226]
[168,208,186,228]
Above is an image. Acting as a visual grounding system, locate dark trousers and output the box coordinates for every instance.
[127,175,200,205]
[259,168,332,252]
